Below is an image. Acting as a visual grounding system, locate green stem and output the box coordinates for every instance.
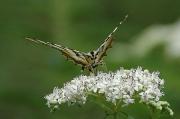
[113,112,118,119]
[149,107,160,119]
[113,104,119,119]
[87,92,113,112]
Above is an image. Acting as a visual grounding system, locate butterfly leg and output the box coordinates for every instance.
[81,66,85,72]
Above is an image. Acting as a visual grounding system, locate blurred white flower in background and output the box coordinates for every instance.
[110,19,180,62]
[45,67,173,116]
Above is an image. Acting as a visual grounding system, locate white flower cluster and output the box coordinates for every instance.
[45,67,172,115]
[147,101,174,116]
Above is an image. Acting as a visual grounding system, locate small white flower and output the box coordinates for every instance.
[147,101,173,116]
[44,67,173,115]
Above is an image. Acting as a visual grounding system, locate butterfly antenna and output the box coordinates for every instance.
[111,14,128,34]
[26,37,63,51]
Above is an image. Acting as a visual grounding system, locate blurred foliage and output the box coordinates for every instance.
[0,0,180,119]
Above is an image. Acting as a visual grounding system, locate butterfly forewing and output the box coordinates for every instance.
[26,38,90,67]
[94,37,113,63]
[93,15,128,65]
[93,22,119,64]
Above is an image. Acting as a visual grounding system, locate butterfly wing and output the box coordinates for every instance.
[93,35,113,63]
[93,15,128,64]
[93,25,118,64]
[26,38,90,67]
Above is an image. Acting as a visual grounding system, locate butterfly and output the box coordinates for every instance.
[26,15,128,74]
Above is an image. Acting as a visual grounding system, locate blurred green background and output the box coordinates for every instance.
[0,0,180,119]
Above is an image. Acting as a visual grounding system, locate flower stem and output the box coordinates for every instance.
[149,107,160,119]
[87,92,113,112]
[113,112,118,119]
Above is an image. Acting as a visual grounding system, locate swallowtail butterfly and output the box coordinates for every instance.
[26,15,128,73]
